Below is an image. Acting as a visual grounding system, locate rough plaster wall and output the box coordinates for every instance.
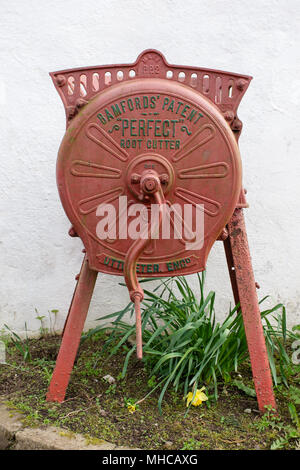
[0,0,299,336]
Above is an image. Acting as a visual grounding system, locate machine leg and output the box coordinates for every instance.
[226,208,276,412]
[46,255,98,402]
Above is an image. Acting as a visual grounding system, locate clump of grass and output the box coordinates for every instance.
[4,323,31,362]
[83,273,297,412]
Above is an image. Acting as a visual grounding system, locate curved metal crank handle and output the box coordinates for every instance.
[124,170,166,360]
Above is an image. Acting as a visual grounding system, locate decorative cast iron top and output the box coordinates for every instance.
[50,49,252,127]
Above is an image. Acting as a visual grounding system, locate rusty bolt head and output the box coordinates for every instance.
[131,173,141,184]
[237,79,247,91]
[219,228,229,241]
[143,177,157,192]
[67,106,76,120]
[56,75,66,87]
[231,117,243,131]
[160,174,169,184]
[223,110,234,122]
[68,226,78,237]
[76,98,88,109]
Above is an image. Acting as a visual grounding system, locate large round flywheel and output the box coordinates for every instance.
[57,78,242,277]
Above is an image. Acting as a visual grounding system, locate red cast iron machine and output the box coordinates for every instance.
[47,50,276,412]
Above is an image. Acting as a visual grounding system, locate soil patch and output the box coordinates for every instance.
[0,332,299,450]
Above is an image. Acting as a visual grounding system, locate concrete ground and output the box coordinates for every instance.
[0,400,137,450]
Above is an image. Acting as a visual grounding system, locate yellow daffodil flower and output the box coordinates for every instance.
[185,387,208,407]
[127,404,136,414]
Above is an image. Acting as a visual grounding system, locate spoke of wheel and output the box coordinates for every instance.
[71,160,122,179]
[178,161,229,179]
[86,123,128,162]
[172,124,215,163]
[78,187,124,215]
[165,200,196,244]
[175,187,221,217]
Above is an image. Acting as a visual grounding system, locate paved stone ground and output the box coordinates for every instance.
[0,400,137,450]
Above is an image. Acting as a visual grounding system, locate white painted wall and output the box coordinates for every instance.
[0,0,299,336]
